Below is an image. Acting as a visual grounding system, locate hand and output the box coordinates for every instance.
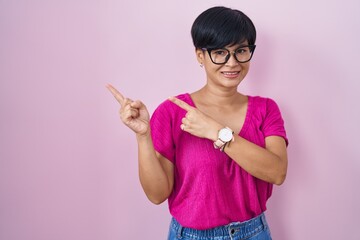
[168,96,222,141]
[106,84,150,136]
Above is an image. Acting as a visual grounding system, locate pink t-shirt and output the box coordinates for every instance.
[150,93,288,230]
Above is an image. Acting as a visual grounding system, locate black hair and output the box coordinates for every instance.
[191,6,256,49]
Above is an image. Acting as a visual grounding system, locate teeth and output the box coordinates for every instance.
[223,72,239,75]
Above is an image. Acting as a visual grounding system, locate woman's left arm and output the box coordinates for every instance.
[224,135,288,185]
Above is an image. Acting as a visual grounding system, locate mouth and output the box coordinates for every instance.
[221,71,240,79]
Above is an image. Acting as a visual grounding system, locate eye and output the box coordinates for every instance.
[236,48,249,54]
[212,50,227,56]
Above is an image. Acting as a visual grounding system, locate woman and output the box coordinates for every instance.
[107,6,288,240]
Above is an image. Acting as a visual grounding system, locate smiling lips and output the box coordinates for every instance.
[221,71,240,79]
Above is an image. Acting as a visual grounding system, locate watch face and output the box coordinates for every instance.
[219,128,233,142]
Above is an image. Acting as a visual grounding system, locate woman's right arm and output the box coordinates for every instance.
[106,84,174,204]
[137,133,174,204]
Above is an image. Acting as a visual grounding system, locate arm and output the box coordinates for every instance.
[222,135,288,185]
[169,96,287,185]
[107,84,174,204]
[137,133,174,204]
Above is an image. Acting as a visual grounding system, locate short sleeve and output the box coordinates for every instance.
[150,100,175,162]
[261,98,288,146]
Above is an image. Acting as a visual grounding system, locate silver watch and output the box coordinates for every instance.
[213,127,234,150]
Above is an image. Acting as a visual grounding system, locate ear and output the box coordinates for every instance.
[195,48,205,65]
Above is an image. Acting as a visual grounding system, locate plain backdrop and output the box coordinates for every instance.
[1,0,359,239]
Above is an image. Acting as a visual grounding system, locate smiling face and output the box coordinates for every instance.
[196,42,251,89]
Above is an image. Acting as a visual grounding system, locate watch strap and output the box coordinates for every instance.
[214,138,225,149]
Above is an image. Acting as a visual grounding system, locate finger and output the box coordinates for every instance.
[106,83,125,106]
[120,103,131,117]
[185,112,194,121]
[122,101,134,114]
[123,98,133,105]
[130,108,139,118]
[182,117,189,125]
[123,102,139,115]
[130,100,146,109]
[120,107,139,122]
[168,96,193,111]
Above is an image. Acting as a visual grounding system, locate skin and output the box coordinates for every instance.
[106,42,288,204]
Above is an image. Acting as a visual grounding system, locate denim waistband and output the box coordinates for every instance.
[170,213,268,239]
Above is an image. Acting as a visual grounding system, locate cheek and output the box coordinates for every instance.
[204,64,222,74]
[240,63,250,74]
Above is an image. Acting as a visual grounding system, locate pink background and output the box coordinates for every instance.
[1,1,359,239]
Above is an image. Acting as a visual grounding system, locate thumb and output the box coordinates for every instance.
[130,100,147,109]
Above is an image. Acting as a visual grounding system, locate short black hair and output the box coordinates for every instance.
[191,6,256,49]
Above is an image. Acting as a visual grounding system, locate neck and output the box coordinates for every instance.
[195,84,242,107]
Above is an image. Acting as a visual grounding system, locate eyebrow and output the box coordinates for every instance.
[215,45,250,51]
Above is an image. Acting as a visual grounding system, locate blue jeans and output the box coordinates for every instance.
[167,213,272,240]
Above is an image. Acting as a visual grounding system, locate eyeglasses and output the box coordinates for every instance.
[202,45,256,65]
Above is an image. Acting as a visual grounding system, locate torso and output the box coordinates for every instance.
[150,92,286,228]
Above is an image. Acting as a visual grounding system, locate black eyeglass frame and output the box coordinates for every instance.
[201,45,256,65]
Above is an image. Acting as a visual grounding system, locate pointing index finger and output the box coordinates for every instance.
[106,83,125,106]
[168,96,193,111]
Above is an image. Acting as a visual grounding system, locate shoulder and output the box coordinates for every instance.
[248,96,283,119]
[249,95,277,106]
[249,95,281,110]
[175,93,192,103]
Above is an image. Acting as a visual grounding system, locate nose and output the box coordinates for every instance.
[225,52,239,66]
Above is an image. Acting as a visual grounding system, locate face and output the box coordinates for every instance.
[196,42,251,89]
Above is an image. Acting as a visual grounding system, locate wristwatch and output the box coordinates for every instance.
[213,127,234,151]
